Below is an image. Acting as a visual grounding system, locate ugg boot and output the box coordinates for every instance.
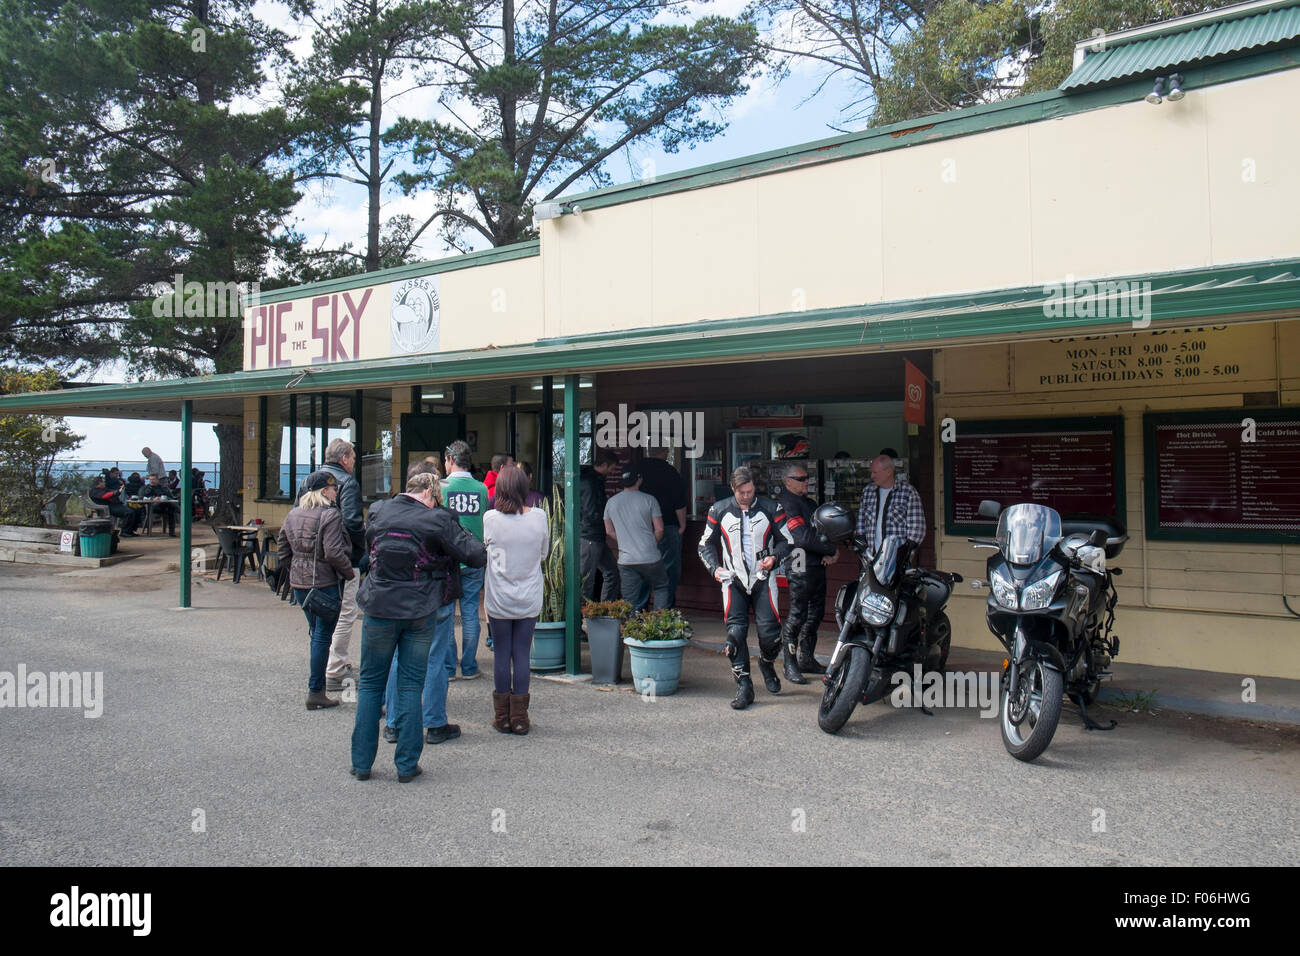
[509,693,531,735]
[306,690,339,710]
[492,692,512,734]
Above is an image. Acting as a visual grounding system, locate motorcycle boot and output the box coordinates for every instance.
[797,633,826,674]
[758,656,781,695]
[731,674,755,710]
[783,645,807,684]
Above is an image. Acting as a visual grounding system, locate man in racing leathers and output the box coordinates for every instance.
[776,462,838,684]
[697,466,794,710]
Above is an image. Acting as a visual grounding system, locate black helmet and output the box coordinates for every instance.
[813,503,853,543]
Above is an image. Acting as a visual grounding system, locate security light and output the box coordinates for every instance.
[1166,73,1185,101]
[1145,76,1165,104]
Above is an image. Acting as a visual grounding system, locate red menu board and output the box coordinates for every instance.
[948,421,1121,528]
[1151,418,1300,534]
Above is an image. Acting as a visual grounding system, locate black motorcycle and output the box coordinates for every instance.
[814,516,962,734]
[969,500,1127,762]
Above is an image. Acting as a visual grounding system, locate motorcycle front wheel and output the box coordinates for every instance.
[818,645,871,734]
[1000,659,1064,762]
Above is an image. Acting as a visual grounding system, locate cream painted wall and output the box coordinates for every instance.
[542,68,1300,336]
[932,318,1300,679]
[440,255,544,351]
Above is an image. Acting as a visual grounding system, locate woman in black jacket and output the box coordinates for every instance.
[276,471,356,710]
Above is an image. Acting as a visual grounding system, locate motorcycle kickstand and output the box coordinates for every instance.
[908,673,935,716]
[1078,699,1117,731]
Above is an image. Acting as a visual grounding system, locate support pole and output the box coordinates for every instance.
[180,400,193,609]
[563,375,581,674]
[539,376,554,494]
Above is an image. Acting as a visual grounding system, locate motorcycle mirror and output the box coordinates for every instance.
[970,579,986,590]
[977,499,1001,520]
[1088,529,1106,547]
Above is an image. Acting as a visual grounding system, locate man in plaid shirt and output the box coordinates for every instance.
[856,455,926,554]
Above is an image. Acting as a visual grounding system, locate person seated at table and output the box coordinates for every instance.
[89,476,140,536]
[166,469,181,494]
[105,468,124,494]
[124,472,144,497]
[144,474,179,536]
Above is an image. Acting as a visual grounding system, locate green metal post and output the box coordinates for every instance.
[180,399,193,608]
[563,375,581,674]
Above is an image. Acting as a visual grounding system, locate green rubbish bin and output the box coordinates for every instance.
[78,518,113,559]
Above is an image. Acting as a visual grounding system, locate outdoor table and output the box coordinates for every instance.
[128,497,179,536]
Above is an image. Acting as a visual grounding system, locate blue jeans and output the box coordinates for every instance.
[453,565,484,677]
[295,586,340,693]
[351,612,437,777]
[384,602,455,729]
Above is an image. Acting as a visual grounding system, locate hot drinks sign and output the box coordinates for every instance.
[243,275,441,370]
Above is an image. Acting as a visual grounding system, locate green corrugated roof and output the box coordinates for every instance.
[1062,1,1300,90]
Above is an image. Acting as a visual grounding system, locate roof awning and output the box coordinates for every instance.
[1062,0,1300,91]
[1,258,1298,417]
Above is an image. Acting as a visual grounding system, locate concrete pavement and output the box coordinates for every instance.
[1,562,1297,866]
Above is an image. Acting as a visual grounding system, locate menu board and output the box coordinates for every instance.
[1144,411,1300,541]
[945,418,1123,532]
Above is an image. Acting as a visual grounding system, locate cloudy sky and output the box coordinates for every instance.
[68,0,863,464]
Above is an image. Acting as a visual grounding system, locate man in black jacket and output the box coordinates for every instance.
[580,448,621,601]
[297,439,365,692]
[350,469,486,783]
[776,462,838,683]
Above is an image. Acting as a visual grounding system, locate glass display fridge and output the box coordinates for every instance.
[689,444,725,518]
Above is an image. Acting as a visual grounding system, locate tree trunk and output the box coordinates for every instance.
[211,421,244,526]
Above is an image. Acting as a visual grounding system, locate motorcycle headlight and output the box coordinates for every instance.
[859,589,894,626]
[990,568,1018,610]
[1020,571,1062,611]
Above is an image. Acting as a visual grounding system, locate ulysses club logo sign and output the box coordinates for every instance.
[390,277,440,354]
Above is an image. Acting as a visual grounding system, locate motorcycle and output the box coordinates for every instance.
[969,500,1127,762]
[815,523,962,734]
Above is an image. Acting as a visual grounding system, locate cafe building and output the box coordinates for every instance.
[6,0,1300,678]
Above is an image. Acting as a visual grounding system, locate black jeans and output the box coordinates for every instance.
[781,566,827,659]
[723,577,782,679]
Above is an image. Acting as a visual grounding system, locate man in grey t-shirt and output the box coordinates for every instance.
[603,468,668,612]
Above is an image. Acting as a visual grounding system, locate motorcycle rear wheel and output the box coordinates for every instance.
[818,646,871,734]
[1000,660,1063,762]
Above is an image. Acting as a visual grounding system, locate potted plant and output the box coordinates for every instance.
[582,599,633,684]
[529,494,567,672]
[622,608,694,696]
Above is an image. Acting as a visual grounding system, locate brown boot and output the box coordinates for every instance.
[509,693,531,735]
[492,692,512,734]
[306,690,339,710]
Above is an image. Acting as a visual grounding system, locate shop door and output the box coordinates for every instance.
[400,413,460,479]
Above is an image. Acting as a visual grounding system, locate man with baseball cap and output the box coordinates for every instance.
[602,465,668,612]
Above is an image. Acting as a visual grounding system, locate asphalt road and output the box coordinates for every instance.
[1,565,1297,866]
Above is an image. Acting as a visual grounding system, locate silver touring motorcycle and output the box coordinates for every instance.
[970,500,1128,762]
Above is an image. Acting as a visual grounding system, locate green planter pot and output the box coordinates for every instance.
[529,620,567,672]
[623,637,691,696]
[586,617,624,684]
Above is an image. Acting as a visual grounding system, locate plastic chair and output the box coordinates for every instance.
[215,528,259,583]
[41,493,72,527]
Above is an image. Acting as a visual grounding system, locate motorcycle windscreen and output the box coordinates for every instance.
[871,536,903,586]
[996,504,1062,566]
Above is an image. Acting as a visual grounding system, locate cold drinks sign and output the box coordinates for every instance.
[244,276,441,370]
